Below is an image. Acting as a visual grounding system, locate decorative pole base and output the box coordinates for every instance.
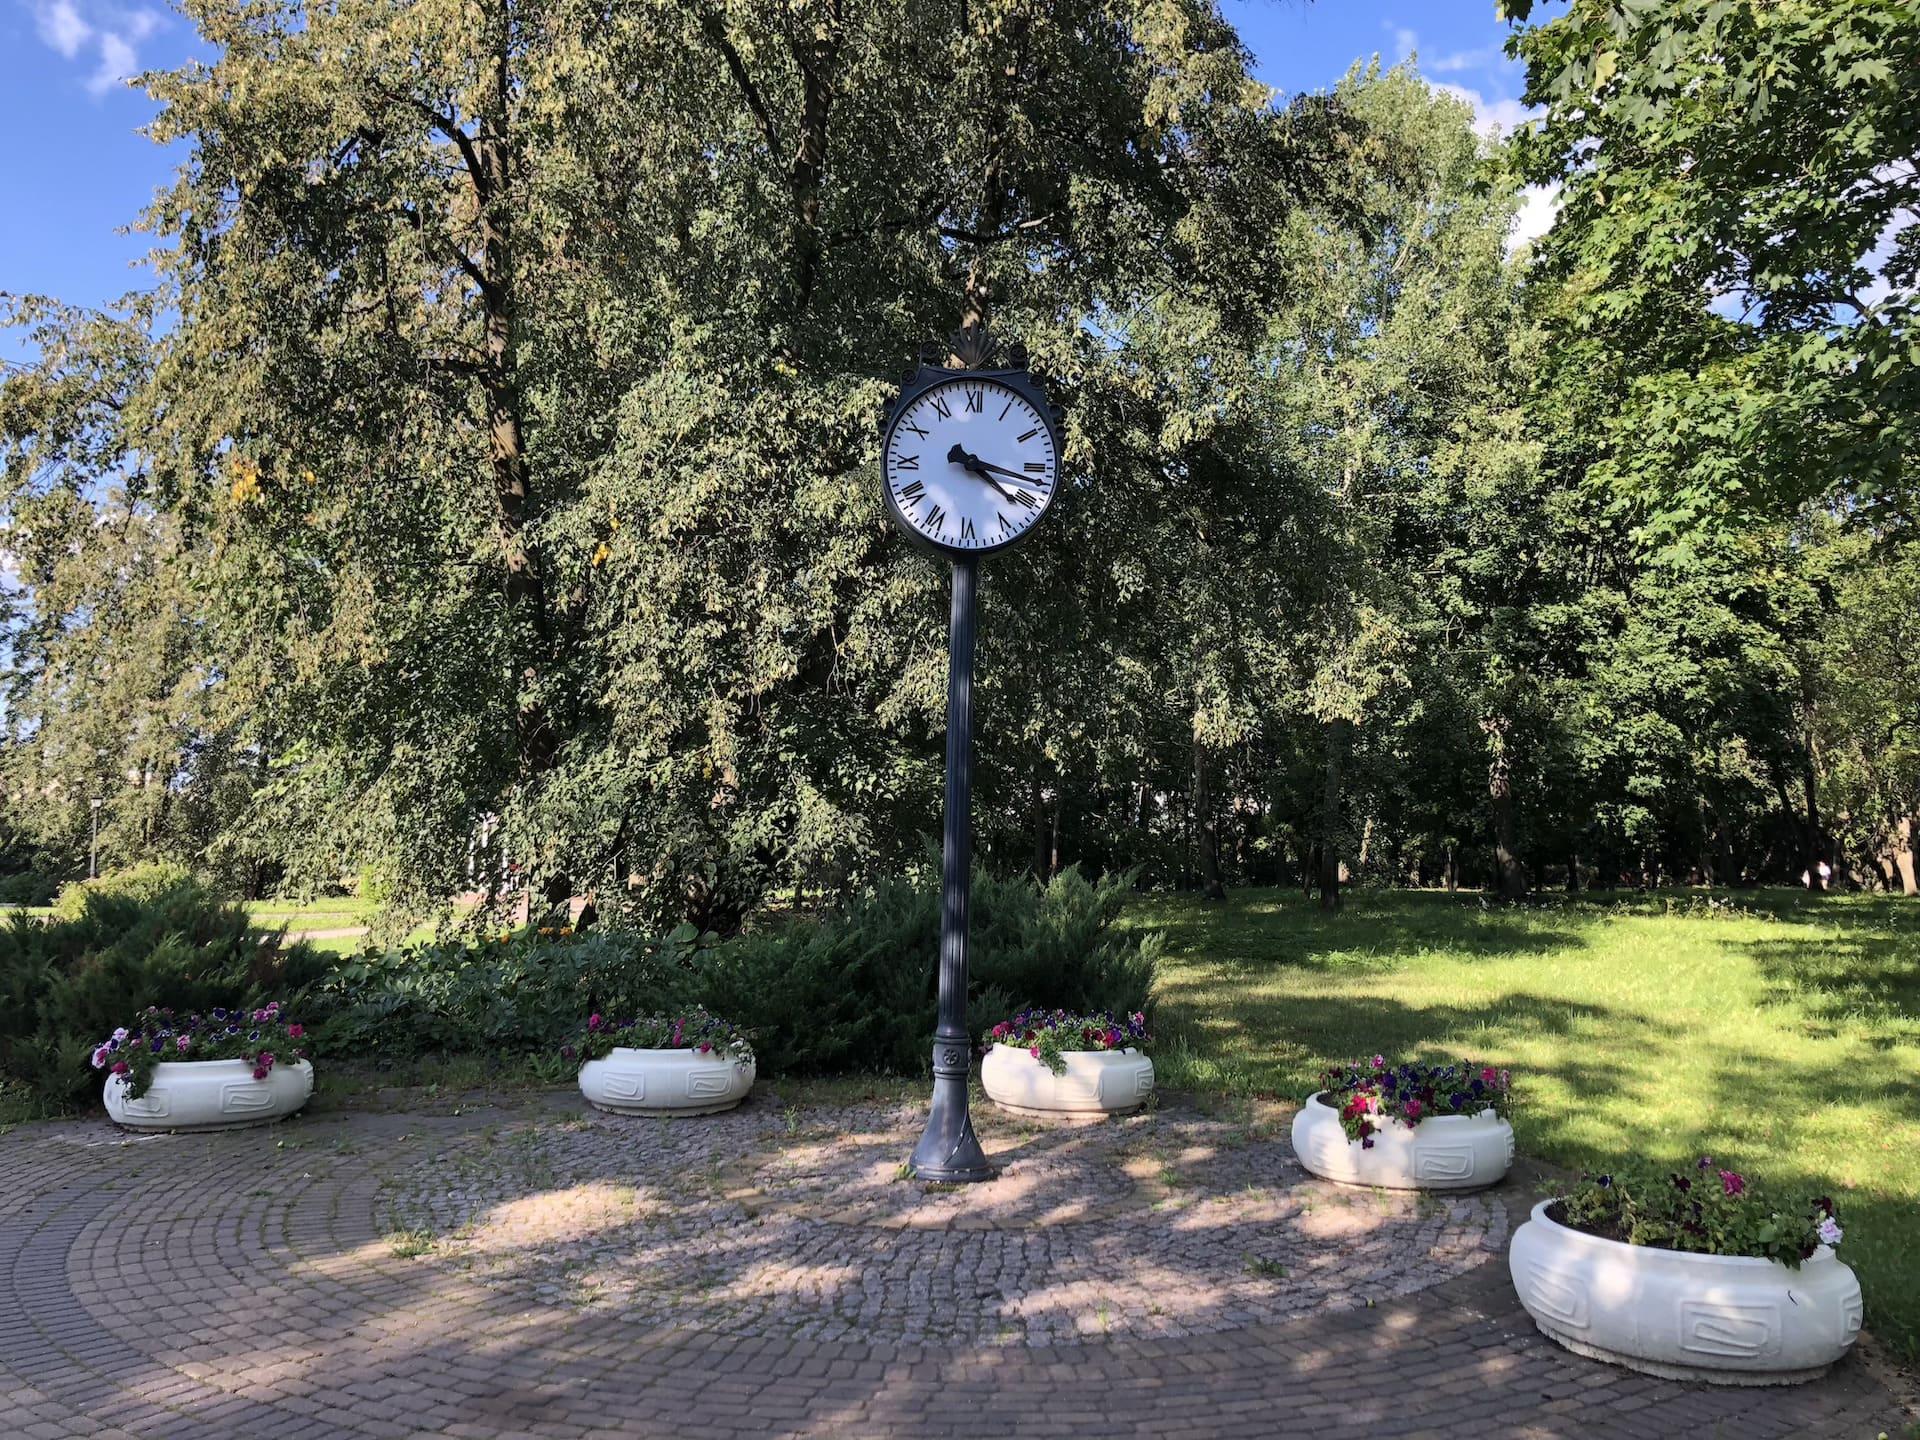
[910,1058,994,1183]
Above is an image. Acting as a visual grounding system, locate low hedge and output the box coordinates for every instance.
[2,864,1160,1107]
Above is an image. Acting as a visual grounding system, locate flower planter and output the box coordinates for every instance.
[1290,1090,1513,1190]
[104,1058,314,1132]
[1508,1199,1863,1384]
[577,1047,756,1116]
[980,1043,1154,1118]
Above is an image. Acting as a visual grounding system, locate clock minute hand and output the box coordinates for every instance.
[971,456,1048,487]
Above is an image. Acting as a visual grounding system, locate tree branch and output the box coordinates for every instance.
[685,2,783,158]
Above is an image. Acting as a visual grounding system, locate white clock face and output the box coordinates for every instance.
[884,376,1058,552]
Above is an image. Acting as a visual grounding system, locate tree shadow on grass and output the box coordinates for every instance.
[1741,929,1920,1035]
[1138,887,1593,973]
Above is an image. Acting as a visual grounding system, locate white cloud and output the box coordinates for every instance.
[34,0,90,56]
[1507,182,1562,257]
[87,30,138,95]
[1432,81,1541,140]
[1427,45,1506,76]
[29,1,164,98]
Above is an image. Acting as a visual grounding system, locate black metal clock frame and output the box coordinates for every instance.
[881,326,1064,1184]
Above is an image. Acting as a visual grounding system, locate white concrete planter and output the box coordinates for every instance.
[104,1058,314,1132]
[1509,1200,1863,1384]
[577,1047,755,1116]
[1290,1091,1513,1190]
[980,1044,1154,1118]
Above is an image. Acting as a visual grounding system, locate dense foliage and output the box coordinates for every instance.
[1556,1156,1844,1270]
[0,2,1914,914]
[1318,1056,1515,1146]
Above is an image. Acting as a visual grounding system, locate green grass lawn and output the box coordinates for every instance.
[1124,885,1920,1361]
[3,897,371,928]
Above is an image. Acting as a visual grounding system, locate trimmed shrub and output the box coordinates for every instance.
[0,876,326,1107]
[311,866,1160,1080]
[52,862,201,920]
[692,866,1161,1074]
[311,930,691,1061]
[0,871,58,907]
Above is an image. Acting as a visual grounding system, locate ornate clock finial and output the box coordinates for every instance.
[946,323,994,370]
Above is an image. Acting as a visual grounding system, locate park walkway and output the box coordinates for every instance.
[0,1090,1905,1439]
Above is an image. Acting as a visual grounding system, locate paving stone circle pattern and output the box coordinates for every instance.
[1,1091,1906,1439]
[377,1101,1501,1346]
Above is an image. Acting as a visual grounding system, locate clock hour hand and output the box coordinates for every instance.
[946,443,1019,501]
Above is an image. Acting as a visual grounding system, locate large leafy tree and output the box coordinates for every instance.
[1503,0,1918,541]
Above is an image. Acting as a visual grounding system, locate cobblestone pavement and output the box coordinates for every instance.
[0,1091,1907,1439]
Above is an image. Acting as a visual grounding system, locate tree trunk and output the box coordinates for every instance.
[1799,749,1826,891]
[1193,736,1226,901]
[1567,850,1579,895]
[1481,715,1526,901]
[1893,815,1918,897]
[1029,763,1048,879]
[1317,718,1349,912]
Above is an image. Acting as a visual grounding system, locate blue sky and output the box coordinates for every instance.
[0,0,1535,322]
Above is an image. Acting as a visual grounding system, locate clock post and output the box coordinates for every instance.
[880,324,1063,1184]
[912,549,991,1182]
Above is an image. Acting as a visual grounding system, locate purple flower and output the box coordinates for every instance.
[91,1046,109,1070]
[1817,1216,1843,1247]
[1718,1170,1745,1197]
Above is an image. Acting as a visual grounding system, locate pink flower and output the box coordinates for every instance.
[259,1052,276,1069]
[587,1014,603,1032]
[111,1061,129,1076]
[252,1067,268,1081]
[1030,1046,1041,1060]
[1405,1098,1424,1120]
[697,1043,712,1054]
[91,1047,110,1070]
[1719,1170,1746,1197]
[1480,1067,1497,1084]
[176,1035,192,1052]
[1370,1054,1385,1070]
[287,1024,303,1039]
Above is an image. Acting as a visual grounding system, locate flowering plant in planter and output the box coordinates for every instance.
[565,1007,753,1065]
[91,1003,309,1101]
[1555,1156,1842,1269]
[1319,1055,1513,1147]
[985,1008,1149,1076]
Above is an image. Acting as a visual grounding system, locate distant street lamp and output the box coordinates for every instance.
[89,798,103,880]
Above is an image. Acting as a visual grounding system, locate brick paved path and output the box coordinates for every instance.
[0,1092,1905,1439]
